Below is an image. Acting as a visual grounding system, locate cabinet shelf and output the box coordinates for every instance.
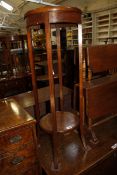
[72,28,78,31]
[83,26,92,29]
[97,19,109,22]
[97,36,109,39]
[82,13,92,45]
[97,30,108,33]
[111,23,117,26]
[94,8,117,44]
[112,16,117,20]
[83,38,92,39]
[110,29,117,32]
[66,27,78,48]
[40,111,79,133]
[96,24,109,27]
[83,32,92,34]
[83,21,92,24]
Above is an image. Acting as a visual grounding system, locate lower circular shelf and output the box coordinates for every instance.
[40,111,79,133]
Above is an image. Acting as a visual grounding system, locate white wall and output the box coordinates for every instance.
[86,0,117,11]
[60,0,117,12]
[59,0,86,10]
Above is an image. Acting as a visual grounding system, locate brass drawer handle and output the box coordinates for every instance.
[10,135,22,144]
[11,156,24,165]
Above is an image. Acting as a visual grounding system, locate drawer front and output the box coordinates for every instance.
[0,143,37,175]
[0,125,34,154]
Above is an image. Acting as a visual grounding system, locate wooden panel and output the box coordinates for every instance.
[0,98,38,175]
[11,84,71,107]
[0,126,34,154]
[0,143,36,175]
[25,6,82,26]
[86,77,117,119]
[49,11,81,24]
[25,13,45,27]
[87,44,117,73]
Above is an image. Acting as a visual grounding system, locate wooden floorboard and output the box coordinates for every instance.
[38,117,117,175]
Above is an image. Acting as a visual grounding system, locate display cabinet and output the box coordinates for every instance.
[95,11,110,44]
[0,35,30,78]
[82,13,93,45]
[10,35,30,74]
[0,35,31,98]
[66,27,78,48]
[66,27,73,48]
[110,9,117,42]
[66,12,93,49]
[94,8,117,44]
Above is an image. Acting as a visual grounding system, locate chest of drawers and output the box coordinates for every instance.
[0,98,39,175]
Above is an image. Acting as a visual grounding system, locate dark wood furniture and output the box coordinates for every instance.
[83,44,117,143]
[0,73,31,98]
[0,35,31,98]
[25,6,83,170]
[10,84,72,117]
[0,35,29,77]
[0,98,39,175]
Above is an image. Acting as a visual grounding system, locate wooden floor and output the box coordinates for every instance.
[38,117,117,175]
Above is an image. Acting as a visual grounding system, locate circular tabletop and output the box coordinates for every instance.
[25,6,82,27]
[25,6,82,17]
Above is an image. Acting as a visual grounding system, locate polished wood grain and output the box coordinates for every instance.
[0,99,34,132]
[87,44,117,73]
[0,99,39,175]
[10,84,71,108]
[25,6,81,27]
[81,44,117,144]
[40,111,79,133]
[1,144,36,175]
[36,74,59,81]
[39,117,117,175]
[84,73,117,88]
[86,75,117,120]
[25,6,81,16]
[0,126,34,154]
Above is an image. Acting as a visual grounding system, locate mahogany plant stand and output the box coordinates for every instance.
[25,6,85,170]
